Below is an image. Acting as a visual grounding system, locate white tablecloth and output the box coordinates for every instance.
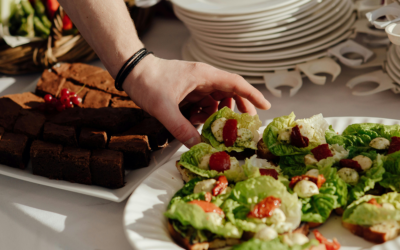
[1,17,400,250]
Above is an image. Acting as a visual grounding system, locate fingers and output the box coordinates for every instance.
[200,65,271,110]
[190,95,218,125]
[154,100,201,148]
[211,91,256,115]
[218,97,235,110]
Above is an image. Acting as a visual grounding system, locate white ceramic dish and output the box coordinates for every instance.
[0,80,183,202]
[184,39,327,68]
[183,0,345,38]
[170,0,300,16]
[186,2,351,46]
[192,7,353,53]
[173,0,328,33]
[194,22,354,61]
[123,117,400,250]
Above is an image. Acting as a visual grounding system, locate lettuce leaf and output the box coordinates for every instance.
[348,154,385,203]
[326,123,400,150]
[343,192,400,226]
[300,158,348,223]
[169,178,202,208]
[263,113,329,156]
[243,155,282,178]
[231,238,320,250]
[379,151,400,191]
[231,176,302,231]
[178,143,246,182]
[165,201,242,238]
[201,107,262,152]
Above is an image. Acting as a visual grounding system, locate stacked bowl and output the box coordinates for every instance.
[171,0,356,85]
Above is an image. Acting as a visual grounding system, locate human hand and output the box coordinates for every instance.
[123,54,271,148]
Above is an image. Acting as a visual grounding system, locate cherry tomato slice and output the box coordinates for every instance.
[367,198,381,208]
[223,119,238,147]
[316,174,326,188]
[259,169,279,180]
[209,152,231,172]
[313,230,341,250]
[290,125,309,148]
[311,144,333,161]
[289,174,326,189]
[388,136,400,154]
[205,192,212,202]
[212,176,229,196]
[340,159,362,172]
[248,196,281,219]
[188,200,224,215]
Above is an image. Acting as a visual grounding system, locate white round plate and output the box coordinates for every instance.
[170,0,300,16]
[194,19,355,61]
[123,117,400,250]
[173,0,326,31]
[180,43,266,84]
[186,39,327,74]
[192,7,353,53]
[183,0,345,38]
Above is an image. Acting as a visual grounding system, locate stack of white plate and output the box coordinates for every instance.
[386,45,400,85]
[172,0,356,84]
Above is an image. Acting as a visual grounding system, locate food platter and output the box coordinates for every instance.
[0,80,183,202]
[123,117,400,250]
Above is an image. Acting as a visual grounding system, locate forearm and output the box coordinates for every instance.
[58,0,143,78]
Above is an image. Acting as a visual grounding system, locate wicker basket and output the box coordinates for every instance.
[0,4,154,75]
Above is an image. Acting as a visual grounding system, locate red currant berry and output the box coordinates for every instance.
[60,88,70,97]
[44,94,53,103]
[71,96,82,105]
[60,96,70,105]
[69,92,76,97]
[50,98,59,107]
[65,101,74,109]
[56,103,66,112]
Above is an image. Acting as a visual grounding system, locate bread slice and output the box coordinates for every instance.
[176,161,192,183]
[168,220,240,250]
[307,222,323,229]
[342,221,400,243]
[335,208,344,216]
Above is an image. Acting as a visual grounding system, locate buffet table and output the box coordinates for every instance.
[1,17,400,250]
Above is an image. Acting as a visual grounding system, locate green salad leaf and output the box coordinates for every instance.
[178,143,246,182]
[165,201,242,238]
[263,113,329,156]
[231,176,302,231]
[348,154,385,204]
[343,192,400,226]
[201,107,262,152]
[300,158,348,223]
[379,151,400,191]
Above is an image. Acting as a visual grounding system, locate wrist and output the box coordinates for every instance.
[122,53,158,96]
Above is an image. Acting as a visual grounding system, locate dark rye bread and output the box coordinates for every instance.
[90,149,124,188]
[62,80,89,99]
[30,140,63,179]
[81,107,143,134]
[5,92,44,110]
[61,147,92,185]
[56,63,127,97]
[79,128,107,149]
[82,89,112,109]
[43,122,78,146]
[122,117,173,151]
[35,69,66,97]
[0,127,4,140]
[0,97,22,131]
[0,132,29,169]
[13,110,46,140]
[108,135,151,169]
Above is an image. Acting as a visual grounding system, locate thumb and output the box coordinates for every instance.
[154,103,201,149]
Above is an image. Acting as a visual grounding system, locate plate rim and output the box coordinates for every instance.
[123,116,400,250]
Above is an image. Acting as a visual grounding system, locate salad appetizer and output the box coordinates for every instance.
[201,107,262,159]
[166,110,400,249]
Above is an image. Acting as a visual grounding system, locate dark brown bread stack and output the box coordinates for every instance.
[0,62,180,189]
